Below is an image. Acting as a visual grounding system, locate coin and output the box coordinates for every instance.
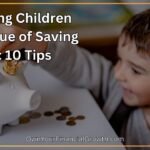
[3,60,20,75]
[29,112,41,119]
[66,120,76,126]
[76,115,85,120]
[19,116,30,124]
[54,106,70,114]
[44,111,54,117]
[56,115,66,121]
[3,65,16,75]
[59,107,69,111]
[61,111,72,116]
[54,110,61,114]
[68,116,76,121]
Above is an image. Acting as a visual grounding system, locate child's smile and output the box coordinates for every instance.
[123,88,134,100]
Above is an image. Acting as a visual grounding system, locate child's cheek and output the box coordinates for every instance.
[132,82,150,106]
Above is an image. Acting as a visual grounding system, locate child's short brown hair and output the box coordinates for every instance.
[121,9,150,55]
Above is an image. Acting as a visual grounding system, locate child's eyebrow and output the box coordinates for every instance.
[129,61,147,73]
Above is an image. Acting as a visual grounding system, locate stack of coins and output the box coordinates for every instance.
[3,60,21,75]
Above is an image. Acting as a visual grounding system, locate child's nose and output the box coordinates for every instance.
[114,62,127,83]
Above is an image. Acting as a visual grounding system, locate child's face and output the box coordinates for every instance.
[114,35,150,107]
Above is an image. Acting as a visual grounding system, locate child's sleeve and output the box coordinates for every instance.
[39,41,118,101]
[126,108,150,146]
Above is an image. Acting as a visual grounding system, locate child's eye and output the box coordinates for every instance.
[132,68,142,75]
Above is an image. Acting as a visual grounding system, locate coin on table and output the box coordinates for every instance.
[59,107,69,111]
[66,120,76,126]
[59,107,70,113]
[61,111,72,116]
[19,116,30,124]
[68,116,76,121]
[29,112,42,119]
[54,110,61,114]
[44,111,54,117]
[76,115,85,120]
[56,115,66,121]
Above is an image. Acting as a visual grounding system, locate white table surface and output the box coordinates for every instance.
[0,63,125,150]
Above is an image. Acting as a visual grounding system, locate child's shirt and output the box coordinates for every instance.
[39,42,150,149]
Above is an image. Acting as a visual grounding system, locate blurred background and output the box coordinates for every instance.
[0,0,149,63]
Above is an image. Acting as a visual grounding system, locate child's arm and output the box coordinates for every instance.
[143,108,150,129]
[125,108,150,145]
[0,25,121,103]
[38,41,119,100]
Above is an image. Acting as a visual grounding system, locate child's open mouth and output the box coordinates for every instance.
[123,87,134,100]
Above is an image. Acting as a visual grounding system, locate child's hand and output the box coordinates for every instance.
[0,24,48,53]
[143,108,150,129]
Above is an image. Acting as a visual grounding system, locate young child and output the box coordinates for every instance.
[0,9,150,148]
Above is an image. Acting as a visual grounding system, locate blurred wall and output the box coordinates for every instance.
[0,0,25,27]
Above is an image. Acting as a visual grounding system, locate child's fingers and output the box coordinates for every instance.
[0,41,13,53]
[4,41,25,52]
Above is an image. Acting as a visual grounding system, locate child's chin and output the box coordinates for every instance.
[123,95,138,106]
